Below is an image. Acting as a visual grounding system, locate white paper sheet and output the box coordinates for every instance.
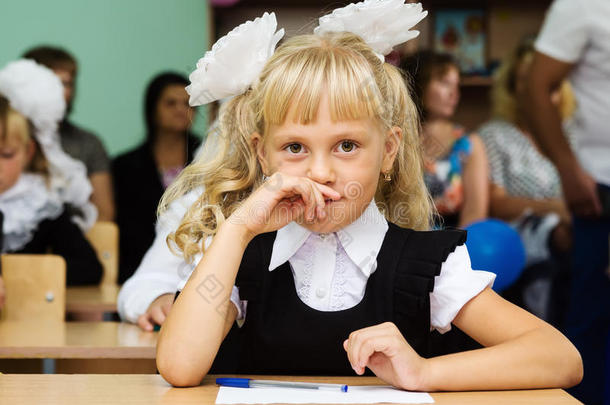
[215,385,434,404]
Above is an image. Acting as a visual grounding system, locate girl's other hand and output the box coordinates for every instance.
[227,172,341,238]
[137,293,174,331]
[343,322,429,391]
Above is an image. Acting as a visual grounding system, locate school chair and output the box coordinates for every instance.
[86,221,119,286]
[0,254,66,322]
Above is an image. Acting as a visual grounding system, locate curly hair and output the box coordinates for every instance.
[159,32,435,262]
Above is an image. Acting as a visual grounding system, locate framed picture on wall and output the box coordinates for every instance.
[433,8,487,75]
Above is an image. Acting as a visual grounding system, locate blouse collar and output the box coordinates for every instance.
[0,173,63,252]
[268,199,389,277]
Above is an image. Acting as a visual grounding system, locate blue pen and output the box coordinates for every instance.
[216,378,348,392]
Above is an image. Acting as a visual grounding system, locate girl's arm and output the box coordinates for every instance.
[344,288,583,391]
[425,288,582,390]
[156,173,340,387]
[489,183,571,224]
[118,188,204,328]
[459,135,489,227]
[156,221,250,387]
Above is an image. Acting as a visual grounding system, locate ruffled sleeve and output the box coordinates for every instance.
[430,244,496,333]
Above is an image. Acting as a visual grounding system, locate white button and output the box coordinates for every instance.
[319,233,328,240]
[316,287,327,298]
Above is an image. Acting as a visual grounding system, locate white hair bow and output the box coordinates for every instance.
[187,12,284,106]
[186,1,427,105]
[0,59,97,229]
[315,0,427,61]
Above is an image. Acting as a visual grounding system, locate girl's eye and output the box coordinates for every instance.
[338,141,356,153]
[286,143,303,154]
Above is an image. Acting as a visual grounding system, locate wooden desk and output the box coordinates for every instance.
[0,321,156,359]
[0,375,581,405]
[65,285,119,316]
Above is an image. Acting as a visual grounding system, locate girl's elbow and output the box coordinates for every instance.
[562,349,584,388]
[157,353,209,387]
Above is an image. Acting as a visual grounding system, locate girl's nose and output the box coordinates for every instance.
[307,156,335,185]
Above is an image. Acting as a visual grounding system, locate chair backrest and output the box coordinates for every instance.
[0,254,66,322]
[86,221,119,286]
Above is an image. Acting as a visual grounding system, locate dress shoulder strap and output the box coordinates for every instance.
[235,231,276,301]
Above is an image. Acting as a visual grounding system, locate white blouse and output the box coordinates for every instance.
[231,200,495,333]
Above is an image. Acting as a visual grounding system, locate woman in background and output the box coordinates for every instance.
[113,73,200,284]
[477,37,575,325]
[401,51,488,228]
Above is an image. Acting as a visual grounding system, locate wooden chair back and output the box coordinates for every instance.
[0,254,66,322]
[86,221,119,286]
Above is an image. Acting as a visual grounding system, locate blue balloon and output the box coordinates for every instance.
[464,219,526,292]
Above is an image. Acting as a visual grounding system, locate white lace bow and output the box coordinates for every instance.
[186,12,285,106]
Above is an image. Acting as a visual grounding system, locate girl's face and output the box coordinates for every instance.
[254,92,401,234]
[423,66,460,120]
[155,84,193,134]
[0,135,32,194]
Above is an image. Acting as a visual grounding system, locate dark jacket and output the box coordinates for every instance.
[112,134,200,284]
[12,209,103,285]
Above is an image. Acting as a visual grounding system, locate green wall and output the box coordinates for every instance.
[0,0,209,156]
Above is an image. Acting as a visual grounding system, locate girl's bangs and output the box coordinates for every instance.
[262,47,385,128]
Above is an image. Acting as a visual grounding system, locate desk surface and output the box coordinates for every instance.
[0,375,580,405]
[0,321,156,359]
[65,284,119,314]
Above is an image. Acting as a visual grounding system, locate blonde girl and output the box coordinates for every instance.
[0,61,102,310]
[157,4,581,391]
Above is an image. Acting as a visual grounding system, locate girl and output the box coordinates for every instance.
[0,61,102,310]
[400,51,489,228]
[156,6,582,391]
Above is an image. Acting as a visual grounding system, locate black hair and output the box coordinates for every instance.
[144,72,190,142]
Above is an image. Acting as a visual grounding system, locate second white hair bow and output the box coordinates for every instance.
[315,0,427,60]
[187,12,284,106]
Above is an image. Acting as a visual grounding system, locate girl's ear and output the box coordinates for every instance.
[250,132,270,175]
[381,126,402,173]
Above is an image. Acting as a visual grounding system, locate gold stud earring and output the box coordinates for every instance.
[384,172,391,182]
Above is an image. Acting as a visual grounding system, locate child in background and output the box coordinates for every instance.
[0,61,102,310]
[156,3,582,391]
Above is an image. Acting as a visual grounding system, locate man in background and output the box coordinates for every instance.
[524,1,610,404]
[24,46,115,221]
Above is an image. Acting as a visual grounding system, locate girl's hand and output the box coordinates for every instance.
[344,322,430,391]
[137,293,174,331]
[227,172,341,238]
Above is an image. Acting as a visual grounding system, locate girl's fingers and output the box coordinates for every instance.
[314,182,342,201]
[150,306,167,326]
[137,314,154,332]
[354,335,397,374]
[345,323,400,373]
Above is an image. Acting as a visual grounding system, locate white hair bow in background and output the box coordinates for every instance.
[0,59,97,229]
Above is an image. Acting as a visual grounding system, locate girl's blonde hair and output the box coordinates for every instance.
[492,38,575,123]
[160,32,434,262]
[0,95,48,176]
